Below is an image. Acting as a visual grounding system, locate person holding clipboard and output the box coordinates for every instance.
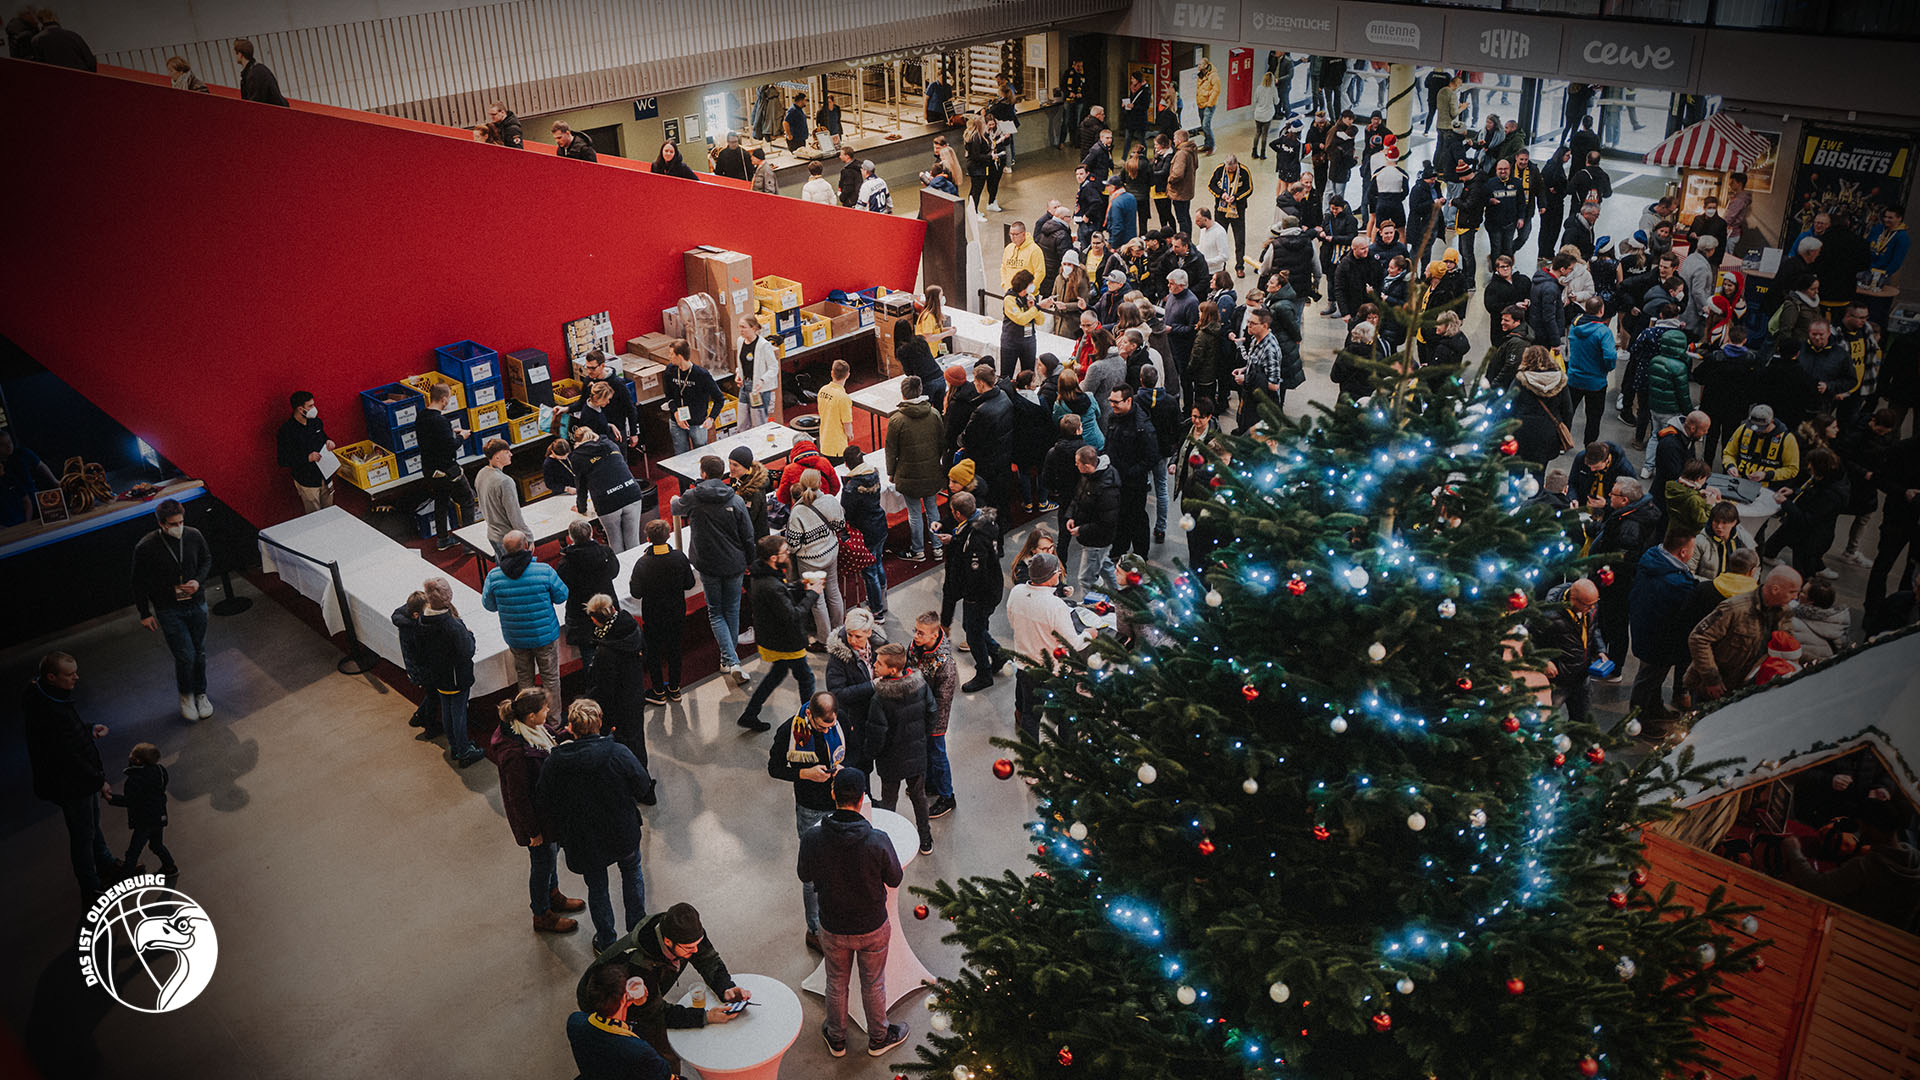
[277,390,336,514]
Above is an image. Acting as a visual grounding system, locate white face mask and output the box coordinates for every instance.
[305,405,319,419]
[163,524,185,539]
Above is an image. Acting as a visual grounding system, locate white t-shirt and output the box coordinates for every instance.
[1370,151,1407,194]
[1007,583,1091,673]
[1194,222,1233,275]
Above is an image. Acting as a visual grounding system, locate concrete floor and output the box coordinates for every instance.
[0,105,1887,1080]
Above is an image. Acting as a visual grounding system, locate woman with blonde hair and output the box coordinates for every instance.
[916,284,951,356]
[963,113,997,215]
[783,469,847,646]
[489,687,585,934]
[1049,254,1089,337]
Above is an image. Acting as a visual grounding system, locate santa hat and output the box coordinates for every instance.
[1767,631,1802,660]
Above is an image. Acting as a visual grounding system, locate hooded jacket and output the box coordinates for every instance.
[572,437,644,517]
[416,610,477,691]
[1069,459,1122,548]
[1483,322,1535,391]
[537,733,655,871]
[887,399,948,499]
[590,612,651,754]
[776,441,841,503]
[1052,389,1104,452]
[107,761,169,830]
[797,808,904,936]
[23,678,104,803]
[488,717,565,846]
[555,538,620,646]
[825,623,888,720]
[482,548,567,649]
[671,478,756,579]
[1629,543,1697,666]
[630,543,695,629]
[1564,315,1615,390]
[731,461,772,538]
[839,465,887,543]
[941,510,1005,623]
[747,557,819,657]
[1507,367,1572,466]
[577,912,738,1033]
[1646,326,1695,419]
[1103,404,1159,489]
[863,669,935,780]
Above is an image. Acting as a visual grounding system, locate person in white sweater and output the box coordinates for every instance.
[475,438,529,557]
[1193,208,1234,278]
[801,161,837,206]
[1790,578,1850,662]
[1006,551,1091,740]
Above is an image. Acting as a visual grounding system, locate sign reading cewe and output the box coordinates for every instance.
[1558,22,1698,90]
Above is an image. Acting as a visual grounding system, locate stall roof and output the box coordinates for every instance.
[1644,112,1772,172]
[1659,630,1920,809]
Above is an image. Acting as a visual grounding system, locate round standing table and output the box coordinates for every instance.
[799,806,937,1030]
[667,973,803,1080]
[1709,474,1783,528]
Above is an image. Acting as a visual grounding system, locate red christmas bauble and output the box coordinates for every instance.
[1585,747,1606,764]
[1501,716,1522,733]
[1456,676,1474,691]
[1125,570,1144,587]
[1579,1056,1600,1078]
[1052,646,1068,659]
[1505,977,1526,996]
[1597,565,1616,587]
[1241,683,1260,701]
[992,758,1016,780]
[1507,589,1529,611]
[1629,869,1649,889]
[913,904,930,920]
[1287,577,1308,596]
[1607,891,1628,910]
[1753,955,1767,972]
[1552,752,1567,766]
[1037,843,1049,855]
[1197,836,1216,855]
[1034,870,1050,879]
[1312,824,1332,841]
[1369,1012,1392,1033]
[1094,601,1112,615]
[1209,476,1222,488]
[1058,1046,1074,1067]
[1498,436,1519,456]
[1188,452,1204,466]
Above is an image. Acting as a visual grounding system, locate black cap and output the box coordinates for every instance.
[729,445,755,467]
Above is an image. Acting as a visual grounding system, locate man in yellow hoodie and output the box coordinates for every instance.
[1195,58,1221,154]
[1000,221,1045,294]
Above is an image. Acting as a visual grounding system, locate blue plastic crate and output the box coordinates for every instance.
[466,422,511,459]
[465,377,504,409]
[435,340,500,386]
[360,383,425,449]
[774,308,802,336]
[411,499,437,539]
[396,449,424,480]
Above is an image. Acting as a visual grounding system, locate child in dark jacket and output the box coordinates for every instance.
[108,743,175,878]
[390,590,434,730]
[629,519,696,701]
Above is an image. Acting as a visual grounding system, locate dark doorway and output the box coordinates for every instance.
[582,123,623,159]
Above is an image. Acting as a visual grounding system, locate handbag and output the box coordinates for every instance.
[834,518,875,574]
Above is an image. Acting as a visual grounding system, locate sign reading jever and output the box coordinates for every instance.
[1442,12,1562,75]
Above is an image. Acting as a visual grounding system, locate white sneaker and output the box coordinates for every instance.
[1638,464,1654,479]
[727,664,751,686]
[1817,568,1840,580]
[986,202,1003,212]
[179,694,199,722]
[1615,392,1627,412]
[970,210,986,221]
[195,693,214,719]
[1841,550,1872,567]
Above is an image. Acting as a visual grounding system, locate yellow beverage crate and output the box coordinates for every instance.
[551,378,584,408]
[505,401,544,444]
[467,399,508,432]
[401,371,466,412]
[334,440,397,490]
[797,312,831,347]
[754,274,803,311]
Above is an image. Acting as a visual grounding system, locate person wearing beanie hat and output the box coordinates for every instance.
[1749,630,1803,686]
[1004,546,1089,740]
[947,457,977,492]
[727,444,773,538]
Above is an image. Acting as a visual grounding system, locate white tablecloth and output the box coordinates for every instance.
[657,423,801,484]
[452,493,591,560]
[668,973,802,1080]
[947,306,1077,364]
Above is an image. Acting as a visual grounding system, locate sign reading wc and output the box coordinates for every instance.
[1154,0,1240,38]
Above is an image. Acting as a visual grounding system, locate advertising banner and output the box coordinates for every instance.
[1783,125,1915,239]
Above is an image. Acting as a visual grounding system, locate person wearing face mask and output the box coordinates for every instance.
[276,391,336,514]
[1689,196,1728,267]
[132,499,215,722]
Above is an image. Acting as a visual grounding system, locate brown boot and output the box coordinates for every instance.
[548,889,586,914]
[533,911,579,934]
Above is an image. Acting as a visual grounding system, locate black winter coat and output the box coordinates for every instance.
[941,512,1004,619]
[840,468,888,542]
[1043,437,1088,505]
[239,59,288,106]
[22,678,104,802]
[589,612,651,760]
[109,763,169,830]
[863,670,935,780]
[825,624,887,722]
[1009,391,1054,472]
[962,388,1016,467]
[415,611,476,691]
[572,437,643,516]
[554,539,620,646]
[536,734,656,871]
[629,545,694,628]
[1104,407,1159,488]
[747,558,820,655]
[673,478,756,579]
[1507,377,1573,466]
[1773,472,1852,562]
[1069,463,1122,547]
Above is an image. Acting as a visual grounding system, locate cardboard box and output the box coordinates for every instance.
[797,312,831,347]
[502,348,554,407]
[662,307,684,339]
[801,300,863,339]
[628,332,675,356]
[685,246,755,357]
[874,315,900,377]
[621,357,666,402]
[753,274,803,311]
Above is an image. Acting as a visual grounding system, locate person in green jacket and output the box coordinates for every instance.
[1646,323,1695,423]
[1664,459,1716,537]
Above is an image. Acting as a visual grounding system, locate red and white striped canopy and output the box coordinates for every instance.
[1644,113,1771,172]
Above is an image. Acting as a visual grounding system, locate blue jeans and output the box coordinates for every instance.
[740,656,815,726]
[1198,105,1216,150]
[439,689,476,757]
[57,793,116,894]
[926,734,953,798]
[820,923,892,1044]
[904,495,941,557]
[795,804,830,932]
[154,602,208,694]
[670,422,711,455]
[701,573,743,667]
[1151,459,1169,536]
[582,848,646,950]
[527,841,560,916]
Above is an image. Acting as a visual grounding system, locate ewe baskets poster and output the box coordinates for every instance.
[1783,124,1913,238]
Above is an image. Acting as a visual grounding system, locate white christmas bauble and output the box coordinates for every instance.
[1088,653,1106,670]
[1513,624,1529,637]
[1469,808,1488,828]
[1367,642,1387,662]
[1346,566,1370,589]
[1205,588,1223,608]
[1553,734,1573,753]
[1242,778,1260,795]
[1136,763,1158,785]
[1625,718,1642,737]
[1176,985,1197,1005]
[1437,598,1457,619]
[1521,474,1541,497]
[953,1067,974,1080]
[1616,957,1636,980]
[1407,812,1427,832]
[1698,944,1717,965]
[930,1011,952,1032]
[1740,916,1759,935]
[1395,977,1415,995]
[1180,513,1196,532]
[1330,717,1349,734]
[1068,821,1089,841]
[1268,981,1291,1003]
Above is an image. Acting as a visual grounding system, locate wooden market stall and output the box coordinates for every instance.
[1642,630,1920,1079]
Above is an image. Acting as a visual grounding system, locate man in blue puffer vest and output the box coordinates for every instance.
[483,530,569,716]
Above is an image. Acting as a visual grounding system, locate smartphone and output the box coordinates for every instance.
[725,999,751,1014]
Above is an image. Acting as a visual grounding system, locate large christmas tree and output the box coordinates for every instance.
[909,287,1760,1080]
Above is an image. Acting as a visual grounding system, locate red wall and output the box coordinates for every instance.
[0,59,924,526]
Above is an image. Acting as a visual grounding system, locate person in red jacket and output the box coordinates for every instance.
[776,439,841,503]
